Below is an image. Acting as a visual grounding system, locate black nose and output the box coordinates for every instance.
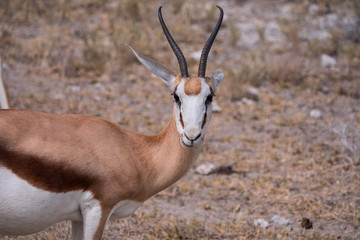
[184,133,201,142]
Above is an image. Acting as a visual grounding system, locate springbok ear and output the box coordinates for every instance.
[211,69,224,92]
[126,44,176,91]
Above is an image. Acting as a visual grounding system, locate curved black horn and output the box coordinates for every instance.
[158,6,189,78]
[198,6,223,78]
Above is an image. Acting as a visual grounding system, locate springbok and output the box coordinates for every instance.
[0,6,224,240]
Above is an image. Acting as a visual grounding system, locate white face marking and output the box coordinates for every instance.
[173,78,213,148]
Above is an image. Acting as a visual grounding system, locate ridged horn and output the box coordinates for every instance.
[158,6,189,78]
[198,6,223,78]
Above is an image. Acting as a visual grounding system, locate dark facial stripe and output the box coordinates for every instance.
[201,112,207,129]
[179,113,184,129]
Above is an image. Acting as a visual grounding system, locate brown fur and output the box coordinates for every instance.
[174,74,182,88]
[0,109,201,239]
[184,77,202,95]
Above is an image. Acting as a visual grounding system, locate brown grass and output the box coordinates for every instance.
[0,0,359,239]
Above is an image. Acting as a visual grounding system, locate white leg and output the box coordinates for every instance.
[80,200,103,240]
[72,221,83,240]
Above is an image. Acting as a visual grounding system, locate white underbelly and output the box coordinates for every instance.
[109,200,142,220]
[0,168,83,236]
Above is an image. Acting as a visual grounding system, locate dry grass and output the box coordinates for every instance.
[0,0,359,239]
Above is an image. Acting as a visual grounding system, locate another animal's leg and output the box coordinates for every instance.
[71,221,83,240]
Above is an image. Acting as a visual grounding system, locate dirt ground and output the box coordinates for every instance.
[0,0,359,239]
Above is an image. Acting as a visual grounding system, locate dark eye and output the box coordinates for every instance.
[205,94,213,105]
[173,93,181,106]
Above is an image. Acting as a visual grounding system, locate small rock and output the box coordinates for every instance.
[321,54,336,68]
[53,94,65,100]
[94,82,105,90]
[254,218,269,229]
[245,87,260,101]
[309,109,322,118]
[271,215,290,226]
[308,4,319,16]
[248,86,259,96]
[211,100,222,112]
[314,14,338,29]
[191,51,202,59]
[280,5,293,20]
[301,217,313,229]
[264,21,286,43]
[236,22,261,49]
[68,85,81,92]
[240,97,256,105]
[195,163,216,175]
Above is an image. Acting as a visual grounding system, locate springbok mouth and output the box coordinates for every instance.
[181,138,194,148]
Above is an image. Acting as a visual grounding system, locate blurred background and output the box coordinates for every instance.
[0,0,359,239]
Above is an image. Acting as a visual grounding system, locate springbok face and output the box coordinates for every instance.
[127,6,224,148]
[172,74,223,148]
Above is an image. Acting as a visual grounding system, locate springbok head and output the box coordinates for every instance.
[127,6,224,148]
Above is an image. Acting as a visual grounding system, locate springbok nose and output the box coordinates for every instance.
[184,126,201,141]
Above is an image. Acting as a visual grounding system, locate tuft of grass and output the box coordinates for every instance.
[0,28,14,47]
[122,0,140,21]
[225,51,311,101]
[171,0,184,14]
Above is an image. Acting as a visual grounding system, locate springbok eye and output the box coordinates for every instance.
[173,93,181,106]
[205,94,213,105]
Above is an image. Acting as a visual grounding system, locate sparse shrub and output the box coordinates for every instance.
[279,19,300,46]
[111,20,154,68]
[205,4,218,32]
[0,28,13,47]
[123,0,140,21]
[229,24,241,47]
[226,51,311,101]
[332,123,360,165]
[171,0,184,14]
[66,32,109,78]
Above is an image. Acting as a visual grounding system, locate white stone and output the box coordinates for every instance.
[68,86,81,92]
[309,109,322,118]
[53,94,65,100]
[195,163,216,175]
[94,82,105,90]
[271,215,290,226]
[211,100,222,113]
[321,54,336,68]
[191,51,202,59]
[309,4,319,16]
[241,97,256,105]
[248,86,259,97]
[264,21,286,43]
[236,22,260,49]
[314,14,339,29]
[254,218,269,229]
[280,5,293,20]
